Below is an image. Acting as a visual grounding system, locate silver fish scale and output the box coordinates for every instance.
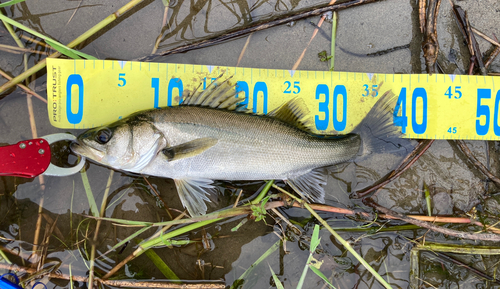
[138,106,361,181]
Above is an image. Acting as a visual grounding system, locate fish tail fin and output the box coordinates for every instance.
[352,90,404,156]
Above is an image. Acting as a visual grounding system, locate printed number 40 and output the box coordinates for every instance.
[393,87,428,134]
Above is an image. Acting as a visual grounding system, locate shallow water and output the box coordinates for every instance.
[1,0,500,288]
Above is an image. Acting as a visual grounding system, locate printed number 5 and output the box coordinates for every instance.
[284,81,300,94]
[118,73,126,87]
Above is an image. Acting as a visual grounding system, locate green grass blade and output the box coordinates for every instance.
[273,185,394,289]
[0,247,12,264]
[99,226,152,258]
[296,254,312,289]
[310,224,321,253]
[424,182,432,216]
[161,0,170,7]
[309,265,336,289]
[80,170,99,217]
[0,0,26,8]
[229,240,280,289]
[268,264,284,289]
[142,246,180,281]
[0,13,96,59]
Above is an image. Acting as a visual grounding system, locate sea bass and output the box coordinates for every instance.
[71,77,400,216]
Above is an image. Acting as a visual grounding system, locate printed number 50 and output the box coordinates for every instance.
[476,88,500,136]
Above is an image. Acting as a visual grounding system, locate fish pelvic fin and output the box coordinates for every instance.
[174,178,217,216]
[353,89,404,155]
[287,168,327,203]
[162,137,218,162]
[268,98,314,132]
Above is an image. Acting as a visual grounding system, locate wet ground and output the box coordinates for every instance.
[1,0,500,288]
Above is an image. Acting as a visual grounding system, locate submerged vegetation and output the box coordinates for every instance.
[0,0,500,288]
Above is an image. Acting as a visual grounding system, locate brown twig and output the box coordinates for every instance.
[455,140,500,187]
[0,263,224,288]
[364,198,500,241]
[472,28,500,48]
[484,34,500,69]
[355,140,434,198]
[142,176,173,220]
[452,6,486,75]
[421,0,441,74]
[141,0,383,60]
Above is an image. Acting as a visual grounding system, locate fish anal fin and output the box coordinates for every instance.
[174,179,216,216]
[162,137,217,162]
[269,98,313,132]
[287,168,327,203]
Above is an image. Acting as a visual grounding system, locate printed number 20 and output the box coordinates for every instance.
[315,84,347,131]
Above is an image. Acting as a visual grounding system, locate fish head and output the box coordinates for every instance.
[71,118,166,172]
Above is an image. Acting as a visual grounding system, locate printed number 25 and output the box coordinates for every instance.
[284,81,300,94]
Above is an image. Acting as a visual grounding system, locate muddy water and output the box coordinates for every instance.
[0,0,500,288]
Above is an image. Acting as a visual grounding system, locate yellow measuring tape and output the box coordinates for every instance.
[47,58,500,140]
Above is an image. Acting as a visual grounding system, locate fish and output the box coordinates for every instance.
[71,76,401,216]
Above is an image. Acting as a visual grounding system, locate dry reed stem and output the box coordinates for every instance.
[0,68,46,102]
[0,263,224,288]
[0,43,49,55]
[0,0,145,94]
[364,198,500,241]
[88,170,114,288]
[472,27,500,48]
[291,0,337,71]
[236,33,252,67]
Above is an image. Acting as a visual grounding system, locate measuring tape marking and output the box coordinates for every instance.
[48,58,500,140]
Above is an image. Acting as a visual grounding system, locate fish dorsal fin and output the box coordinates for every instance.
[287,168,328,203]
[268,98,313,132]
[182,74,250,112]
[174,178,216,216]
[162,137,218,162]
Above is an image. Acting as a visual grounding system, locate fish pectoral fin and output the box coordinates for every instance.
[162,137,218,162]
[286,168,327,203]
[174,179,217,216]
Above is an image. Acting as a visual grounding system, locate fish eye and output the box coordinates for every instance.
[95,128,112,144]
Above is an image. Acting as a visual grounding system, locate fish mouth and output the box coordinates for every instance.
[70,141,104,162]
